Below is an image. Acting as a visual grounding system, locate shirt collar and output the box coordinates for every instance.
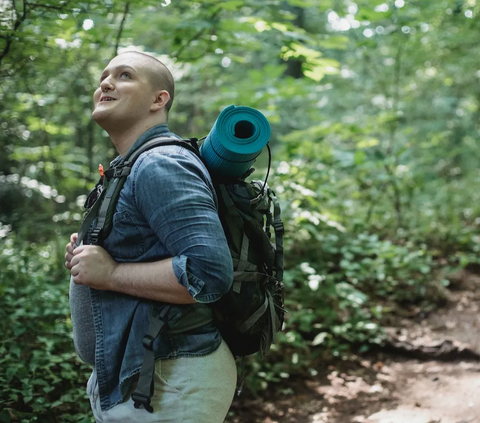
[128,124,172,154]
[110,124,173,166]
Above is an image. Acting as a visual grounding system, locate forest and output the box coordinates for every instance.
[1,0,480,422]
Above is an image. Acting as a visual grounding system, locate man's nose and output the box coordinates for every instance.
[100,77,114,92]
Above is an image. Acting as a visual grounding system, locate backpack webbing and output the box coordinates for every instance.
[76,137,199,246]
[212,182,284,358]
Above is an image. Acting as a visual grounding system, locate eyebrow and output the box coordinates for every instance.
[100,65,137,80]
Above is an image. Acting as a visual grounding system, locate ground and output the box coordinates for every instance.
[227,272,480,423]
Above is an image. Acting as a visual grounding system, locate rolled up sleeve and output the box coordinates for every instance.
[133,149,233,303]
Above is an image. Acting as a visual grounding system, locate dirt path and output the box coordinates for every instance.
[227,272,480,423]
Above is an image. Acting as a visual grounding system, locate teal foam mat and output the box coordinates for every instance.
[200,105,271,178]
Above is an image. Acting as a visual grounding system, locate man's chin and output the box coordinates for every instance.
[92,109,111,127]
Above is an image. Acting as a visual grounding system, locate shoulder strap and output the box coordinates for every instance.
[270,189,284,282]
[122,137,201,166]
[75,188,106,247]
[82,137,201,245]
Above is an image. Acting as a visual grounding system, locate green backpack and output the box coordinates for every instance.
[212,179,285,357]
[76,137,285,411]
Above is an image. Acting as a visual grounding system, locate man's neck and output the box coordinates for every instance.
[107,120,166,156]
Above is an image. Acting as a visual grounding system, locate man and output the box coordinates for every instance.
[65,51,237,422]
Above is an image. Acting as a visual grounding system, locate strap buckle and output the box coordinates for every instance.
[113,166,131,178]
[89,228,102,245]
[142,334,155,350]
[131,392,154,413]
[151,305,172,323]
[273,221,284,235]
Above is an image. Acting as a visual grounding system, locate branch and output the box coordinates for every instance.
[179,46,211,62]
[173,8,221,61]
[26,3,71,11]
[0,0,28,66]
[383,162,403,228]
[386,42,404,158]
[113,2,130,56]
[24,1,102,14]
[16,0,27,31]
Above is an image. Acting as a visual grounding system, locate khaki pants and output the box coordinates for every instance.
[87,340,237,423]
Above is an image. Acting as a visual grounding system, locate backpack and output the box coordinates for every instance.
[76,136,285,411]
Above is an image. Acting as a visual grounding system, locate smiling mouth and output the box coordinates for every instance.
[100,98,116,102]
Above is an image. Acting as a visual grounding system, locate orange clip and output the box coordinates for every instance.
[99,164,104,178]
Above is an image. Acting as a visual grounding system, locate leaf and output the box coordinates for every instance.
[50,400,64,408]
[312,332,330,346]
[357,138,379,149]
[354,151,366,165]
[220,0,243,10]
[0,411,11,423]
[317,35,349,50]
[6,367,16,383]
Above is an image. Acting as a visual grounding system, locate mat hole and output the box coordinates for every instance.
[234,121,255,139]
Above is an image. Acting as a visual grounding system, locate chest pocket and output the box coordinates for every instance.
[105,210,145,259]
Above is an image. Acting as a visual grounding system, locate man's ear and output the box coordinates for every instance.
[150,90,170,112]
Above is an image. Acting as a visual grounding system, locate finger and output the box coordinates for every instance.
[70,263,80,278]
[73,275,84,285]
[65,251,74,261]
[72,269,86,286]
[72,245,87,256]
[66,243,74,255]
[70,254,80,268]
[70,233,78,244]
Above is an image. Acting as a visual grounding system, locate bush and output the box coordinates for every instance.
[0,235,92,423]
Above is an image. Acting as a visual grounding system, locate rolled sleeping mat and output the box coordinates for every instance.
[199,105,271,179]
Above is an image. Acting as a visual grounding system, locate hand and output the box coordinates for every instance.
[65,233,78,270]
[70,245,118,290]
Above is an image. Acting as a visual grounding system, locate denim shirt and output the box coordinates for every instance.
[89,124,233,411]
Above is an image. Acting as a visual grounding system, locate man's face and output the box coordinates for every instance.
[92,53,156,127]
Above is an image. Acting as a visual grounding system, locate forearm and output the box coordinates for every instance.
[110,257,196,304]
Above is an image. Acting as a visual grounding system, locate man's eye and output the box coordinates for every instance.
[120,72,131,79]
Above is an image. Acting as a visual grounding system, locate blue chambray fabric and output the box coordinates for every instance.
[89,124,233,411]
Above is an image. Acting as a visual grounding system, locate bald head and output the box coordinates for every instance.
[118,51,175,113]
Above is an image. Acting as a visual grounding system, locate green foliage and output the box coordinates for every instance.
[1,0,479,416]
[0,235,92,422]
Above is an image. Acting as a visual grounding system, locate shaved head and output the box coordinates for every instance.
[119,51,175,113]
